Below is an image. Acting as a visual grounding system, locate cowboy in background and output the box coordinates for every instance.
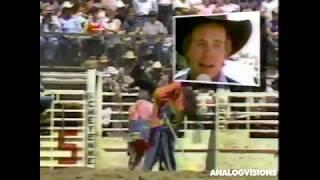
[145,61,163,85]
[117,50,137,92]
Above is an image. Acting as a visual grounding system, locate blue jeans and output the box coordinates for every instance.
[143,127,176,171]
[40,96,53,114]
[40,36,59,62]
[128,120,150,141]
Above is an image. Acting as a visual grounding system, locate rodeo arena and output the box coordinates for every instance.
[40,0,278,179]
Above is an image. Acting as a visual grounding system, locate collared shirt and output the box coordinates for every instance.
[59,16,83,33]
[142,20,168,34]
[129,100,153,120]
[133,0,158,16]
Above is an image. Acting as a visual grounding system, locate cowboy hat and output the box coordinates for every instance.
[123,50,137,59]
[152,61,162,69]
[61,1,74,9]
[175,14,252,57]
[99,55,110,63]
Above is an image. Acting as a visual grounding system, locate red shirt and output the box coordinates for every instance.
[151,82,184,127]
[87,21,104,34]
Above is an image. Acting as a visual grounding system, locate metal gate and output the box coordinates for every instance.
[40,69,278,170]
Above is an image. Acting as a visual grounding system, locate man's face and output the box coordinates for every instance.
[185,23,228,80]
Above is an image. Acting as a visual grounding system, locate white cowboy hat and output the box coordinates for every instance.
[62,1,74,9]
[152,61,162,69]
[104,66,119,75]
[123,50,137,59]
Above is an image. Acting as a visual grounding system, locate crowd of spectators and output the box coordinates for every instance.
[40,0,278,91]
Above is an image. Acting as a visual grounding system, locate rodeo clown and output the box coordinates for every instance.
[127,90,153,170]
[142,81,198,171]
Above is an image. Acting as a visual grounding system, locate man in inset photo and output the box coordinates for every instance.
[174,12,260,86]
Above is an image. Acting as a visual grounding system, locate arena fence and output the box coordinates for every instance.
[40,69,278,171]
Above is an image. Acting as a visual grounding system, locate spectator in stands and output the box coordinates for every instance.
[157,71,171,87]
[157,37,173,67]
[121,10,143,34]
[105,9,122,34]
[40,4,60,64]
[122,50,138,71]
[105,9,123,64]
[196,0,216,15]
[133,0,158,26]
[101,0,126,11]
[266,8,278,49]
[141,11,168,35]
[59,1,83,64]
[78,0,94,15]
[59,1,83,33]
[83,7,106,59]
[158,0,173,33]
[73,3,88,29]
[145,61,163,85]
[173,0,196,14]
[239,0,259,11]
[260,0,278,20]
[218,0,240,13]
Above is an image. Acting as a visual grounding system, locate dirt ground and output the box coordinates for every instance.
[40,168,277,180]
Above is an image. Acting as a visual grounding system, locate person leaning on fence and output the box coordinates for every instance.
[143,81,198,171]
